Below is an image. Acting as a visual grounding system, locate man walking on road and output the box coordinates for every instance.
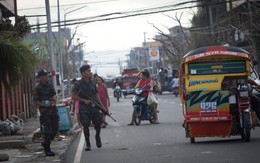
[71,65,104,151]
[32,69,59,157]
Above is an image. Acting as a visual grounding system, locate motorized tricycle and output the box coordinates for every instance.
[179,46,259,143]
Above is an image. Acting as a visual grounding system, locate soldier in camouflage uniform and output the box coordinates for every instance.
[71,65,104,151]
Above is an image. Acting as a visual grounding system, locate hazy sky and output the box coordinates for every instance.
[17,0,195,76]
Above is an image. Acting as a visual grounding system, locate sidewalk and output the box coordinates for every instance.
[0,115,79,163]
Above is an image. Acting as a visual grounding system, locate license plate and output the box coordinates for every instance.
[200,102,217,113]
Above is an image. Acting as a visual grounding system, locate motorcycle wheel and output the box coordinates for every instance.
[133,109,141,126]
[116,94,120,102]
[148,111,155,124]
[173,88,178,97]
[241,112,251,142]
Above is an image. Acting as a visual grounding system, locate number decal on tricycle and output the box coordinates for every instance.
[200,102,217,113]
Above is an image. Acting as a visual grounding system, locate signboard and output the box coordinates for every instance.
[149,47,159,61]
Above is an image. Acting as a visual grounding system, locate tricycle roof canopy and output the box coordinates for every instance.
[183,46,251,62]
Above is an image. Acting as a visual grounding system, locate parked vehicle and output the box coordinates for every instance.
[179,46,259,143]
[121,76,138,98]
[121,68,140,98]
[132,88,156,125]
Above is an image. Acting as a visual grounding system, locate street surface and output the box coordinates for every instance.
[62,88,260,163]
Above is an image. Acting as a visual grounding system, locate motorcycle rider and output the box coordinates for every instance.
[128,69,159,125]
[113,78,122,97]
[247,77,260,121]
[170,71,179,96]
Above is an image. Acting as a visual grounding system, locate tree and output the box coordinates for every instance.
[149,12,191,68]
[0,16,38,89]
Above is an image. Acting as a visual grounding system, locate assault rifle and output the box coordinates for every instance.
[76,89,116,122]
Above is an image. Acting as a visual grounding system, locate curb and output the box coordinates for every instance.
[0,140,25,149]
[0,116,78,151]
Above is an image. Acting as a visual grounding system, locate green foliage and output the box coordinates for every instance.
[0,16,37,89]
[189,8,215,49]
[14,16,31,38]
[0,40,38,89]
[0,16,31,40]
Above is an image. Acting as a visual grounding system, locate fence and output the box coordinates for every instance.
[0,77,35,120]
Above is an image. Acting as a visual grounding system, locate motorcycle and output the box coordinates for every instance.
[237,83,254,142]
[132,88,156,125]
[114,85,121,102]
[172,87,179,97]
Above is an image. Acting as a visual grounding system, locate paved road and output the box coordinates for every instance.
[62,89,260,163]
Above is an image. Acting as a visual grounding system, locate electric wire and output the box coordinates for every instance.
[30,0,243,29]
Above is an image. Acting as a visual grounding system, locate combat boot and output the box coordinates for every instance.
[85,138,91,151]
[95,134,102,148]
[41,143,55,156]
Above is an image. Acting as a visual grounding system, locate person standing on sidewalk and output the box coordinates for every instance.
[70,78,83,130]
[96,76,110,128]
[32,69,59,157]
[71,65,104,151]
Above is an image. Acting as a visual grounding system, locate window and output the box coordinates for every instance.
[122,76,139,83]
[250,65,258,79]
[188,60,246,75]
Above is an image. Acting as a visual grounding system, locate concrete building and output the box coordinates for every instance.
[0,0,16,18]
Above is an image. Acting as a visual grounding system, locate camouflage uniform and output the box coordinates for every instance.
[72,78,103,148]
[33,82,59,153]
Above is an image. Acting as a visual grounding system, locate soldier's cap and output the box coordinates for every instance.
[37,69,49,77]
[80,65,90,73]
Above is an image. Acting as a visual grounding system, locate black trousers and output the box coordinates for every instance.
[40,112,59,145]
[79,107,103,144]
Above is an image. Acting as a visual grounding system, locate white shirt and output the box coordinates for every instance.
[171,78,179,88]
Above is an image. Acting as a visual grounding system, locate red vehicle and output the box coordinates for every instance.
[121,68,140,98]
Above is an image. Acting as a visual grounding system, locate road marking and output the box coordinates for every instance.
[201,151,214,154]
[73,132,84,163]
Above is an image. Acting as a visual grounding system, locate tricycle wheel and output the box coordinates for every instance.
[190,138,195,143]
[241,112,251,142]
[133,109,141,126]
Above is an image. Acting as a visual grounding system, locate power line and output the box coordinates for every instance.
[30,0,242,29]
[18,0,118,11]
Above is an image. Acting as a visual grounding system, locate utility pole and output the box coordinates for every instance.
[45,0,57,91]
[57,0,64,99]
[144,32,149,70]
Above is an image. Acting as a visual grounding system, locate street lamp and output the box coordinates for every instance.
[64,5,87,28]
